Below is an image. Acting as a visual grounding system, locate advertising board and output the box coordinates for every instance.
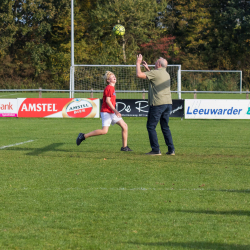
[185,99,250,119]
[0,99,18,117]
[17,98,100,118]
[113,99,184,117]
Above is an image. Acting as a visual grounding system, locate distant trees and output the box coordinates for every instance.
[85,0,168,64]
[163,0,250,87]
[0,0,249,89]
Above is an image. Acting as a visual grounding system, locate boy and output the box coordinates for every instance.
[76,71,132,151]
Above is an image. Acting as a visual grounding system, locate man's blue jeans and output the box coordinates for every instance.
[147,104,175,153]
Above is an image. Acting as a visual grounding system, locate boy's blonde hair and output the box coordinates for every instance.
[103,71,114,84]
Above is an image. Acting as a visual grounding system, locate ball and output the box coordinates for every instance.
[113,24,125,36]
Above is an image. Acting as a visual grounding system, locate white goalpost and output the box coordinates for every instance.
[70,65,182,99]
[70,67,243,99]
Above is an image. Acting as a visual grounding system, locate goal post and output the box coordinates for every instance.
[70,65,182,99]
[70,66,243,99]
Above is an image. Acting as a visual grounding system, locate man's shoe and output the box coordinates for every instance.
[121,146,133,151]
[145,150,161,155]
[166,151,175,155]
[76,133,85,146]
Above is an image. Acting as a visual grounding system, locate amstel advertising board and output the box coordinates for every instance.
[0,99,18,117]
[17,98,100,118]
[185,99,250,119]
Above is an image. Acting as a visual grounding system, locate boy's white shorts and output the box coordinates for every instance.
[101,112,122,127]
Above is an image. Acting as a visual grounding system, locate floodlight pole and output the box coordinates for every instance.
[70,0,74,98]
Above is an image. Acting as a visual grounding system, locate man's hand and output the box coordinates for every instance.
[136,54,147,79]
[142,60,150,71]
[136,54,143,64]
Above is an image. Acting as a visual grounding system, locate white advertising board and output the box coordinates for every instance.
[185,99,250,119]
[0,99,18,117]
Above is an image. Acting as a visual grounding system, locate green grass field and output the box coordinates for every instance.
[0,117,250,250]
[0,91,249,100]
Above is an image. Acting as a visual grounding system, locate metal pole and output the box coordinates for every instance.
[177,65,181,99]
[70,66,74,99]
[70,0,74,98]
[240,71,242,94]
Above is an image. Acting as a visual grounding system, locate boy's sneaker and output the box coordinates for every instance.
[121,146,133,151]
[145,150,161,155]
[76,133,85,146]
[166,151,175,155]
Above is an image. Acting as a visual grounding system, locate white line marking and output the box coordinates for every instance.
[0,140,34,150]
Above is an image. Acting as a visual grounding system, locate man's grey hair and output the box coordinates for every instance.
[159,57,168,68]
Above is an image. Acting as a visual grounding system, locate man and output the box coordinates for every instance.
[136,54,175,156]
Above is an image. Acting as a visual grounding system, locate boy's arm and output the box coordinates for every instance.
[106,97,122,117]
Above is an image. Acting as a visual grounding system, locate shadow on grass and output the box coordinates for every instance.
[210,189,250,193]
[5,143,66,156]
[4,143,118,156]
[127,241,250,249]
[168,209,250,216]
[26,143,65,156]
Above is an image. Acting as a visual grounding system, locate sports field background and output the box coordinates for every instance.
[0,91,249,100]
[1,112,250,249]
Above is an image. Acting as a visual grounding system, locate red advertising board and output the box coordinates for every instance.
[17,98,100,118]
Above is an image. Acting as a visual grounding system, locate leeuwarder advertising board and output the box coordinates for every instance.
[185,99,250,119]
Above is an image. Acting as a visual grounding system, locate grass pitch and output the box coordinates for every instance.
[0,91,249,100]
[0,117,250,249]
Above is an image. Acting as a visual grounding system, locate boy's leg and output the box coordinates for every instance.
[116,119,128,148]
[76,126,109,146]
[84,126,109,139]
[85,112,111,138]
[76,112,111,146]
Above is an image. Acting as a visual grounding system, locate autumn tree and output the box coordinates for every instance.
[85,0,168,65]
[208,0,250,67]
[139,36,181,64]
[0,0,91,88]
[163,0,212,69]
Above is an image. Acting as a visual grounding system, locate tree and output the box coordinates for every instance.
[207,0,250,67]
[140,36,181,64]
[164,0,212,69]
[204,0,250,87]
[0,0,18,59]
[85,0,168,64]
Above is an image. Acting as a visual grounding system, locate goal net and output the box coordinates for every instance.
[70,65,181,99]
[181,70,242,92]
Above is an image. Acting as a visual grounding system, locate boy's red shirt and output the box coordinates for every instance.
[101,85,116,113]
